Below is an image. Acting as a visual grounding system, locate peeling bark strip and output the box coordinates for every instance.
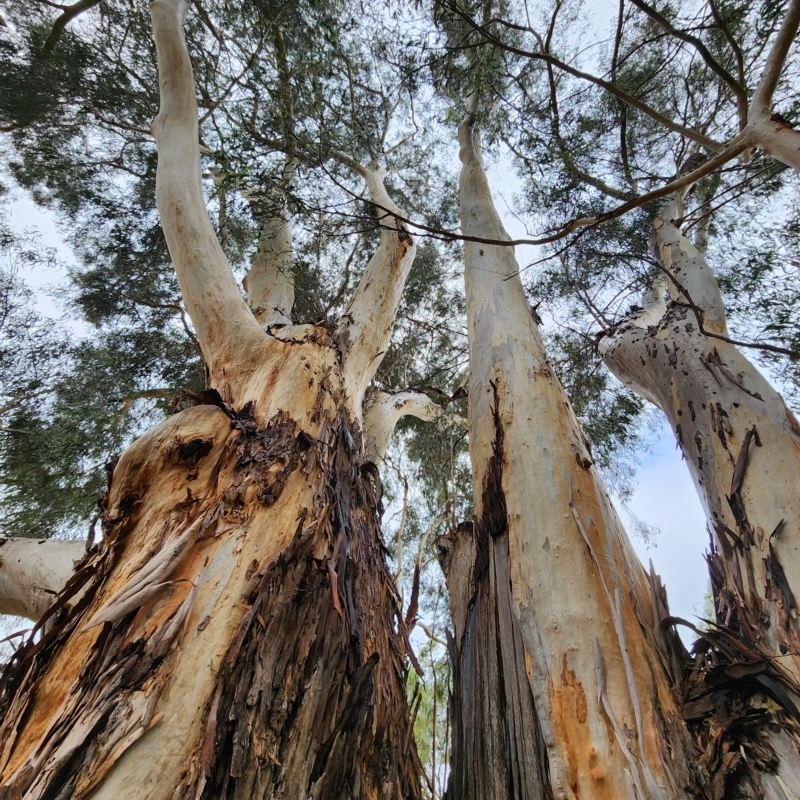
[437,383,549,799]
[193,412,421,799]
[438,526,551,800]
[0,405,421,800]
[602,198,800,677]
[602,196,800,795]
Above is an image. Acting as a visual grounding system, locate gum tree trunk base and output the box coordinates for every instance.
[0,380,422,800]
[438,522,550,800]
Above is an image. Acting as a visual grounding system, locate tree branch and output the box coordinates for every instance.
[150,0,264,383]
[363,391,442,463]
[40,0,104,57]
[628,0,749,128]
[0,537,84,620]
[750,0,800,116]
[449,3,726,152]
[707,0,746,89]
[336,167,417,410]
[240,20,298,329]
[652,196,728,333]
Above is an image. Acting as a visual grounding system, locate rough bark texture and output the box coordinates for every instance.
[0,378,421,800]
[445,115,704,800]
[437,520,550,800]
[602,198,800,797]
[0,3,422,797]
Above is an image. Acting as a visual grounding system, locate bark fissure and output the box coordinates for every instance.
[0,401,422,800]
[447,108,703,799]
[193,409,421,799]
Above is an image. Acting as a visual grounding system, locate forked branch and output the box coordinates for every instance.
[150,0,263,381]
[653,196,728,334]
[750,0,800,116]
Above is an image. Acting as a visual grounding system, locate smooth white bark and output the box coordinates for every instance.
[0,538,84,620]
[743,0,800,170]
[242,214,294,328]
[151,0,265,387]
[363,390,442,463]
[337,168,417,413]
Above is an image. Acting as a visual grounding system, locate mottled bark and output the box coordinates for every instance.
[446,113,697,800]
[0,2,422,798]
[601,198,800,796]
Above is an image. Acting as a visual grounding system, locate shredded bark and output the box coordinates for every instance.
[438,381,551,800]
[190,410,421,799]
[0,403,422,800]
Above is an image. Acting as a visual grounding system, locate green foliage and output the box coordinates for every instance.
[435,0,800,488]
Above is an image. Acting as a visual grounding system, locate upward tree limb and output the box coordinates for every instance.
[750,0,800,115]
[40,0,104,57]
[0,537,84,620]
[740,0,800,173]
[241,21,297,329]
[653,196,728,334]
[150,0,264,381]
[336,166,417,412]
[242,195,295,328]
[363,391,443,463]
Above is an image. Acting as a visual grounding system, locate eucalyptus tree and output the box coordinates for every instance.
[460,0,800,692]
[0,0,483,794]
[0,0,464,540]
[419,0,800,796]
[437,92,800,799]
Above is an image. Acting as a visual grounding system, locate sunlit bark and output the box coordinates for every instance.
[442,111,695,800]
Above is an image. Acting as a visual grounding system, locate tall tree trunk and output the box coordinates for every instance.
[440,110,699,800]
[0,3,423,798]
[601,197,800,796]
